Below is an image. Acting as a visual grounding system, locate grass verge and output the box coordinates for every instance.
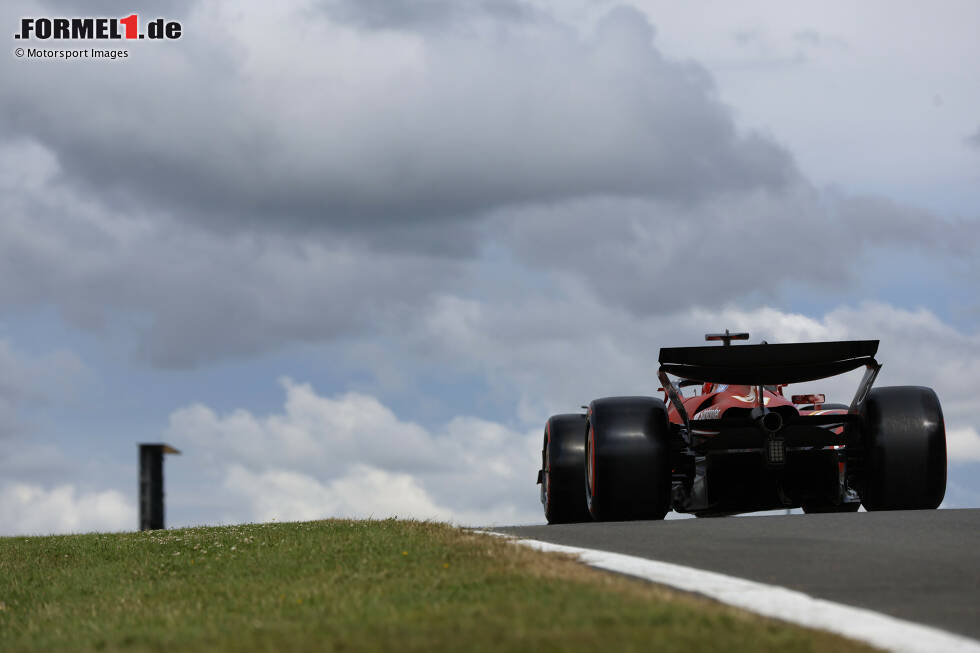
[0,519,877,652]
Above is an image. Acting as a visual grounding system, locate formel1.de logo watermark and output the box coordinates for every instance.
[13,14,182,60]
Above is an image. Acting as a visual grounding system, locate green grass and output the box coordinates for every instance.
[0,519,877,652]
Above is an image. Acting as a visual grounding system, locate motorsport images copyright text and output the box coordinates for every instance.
[13,14,181,60]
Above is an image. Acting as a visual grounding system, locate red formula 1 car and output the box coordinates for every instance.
[538,331,947,522]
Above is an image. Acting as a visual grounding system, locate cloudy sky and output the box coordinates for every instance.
[2,0,978,534]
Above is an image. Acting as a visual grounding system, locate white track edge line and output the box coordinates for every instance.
[481,531,980,653]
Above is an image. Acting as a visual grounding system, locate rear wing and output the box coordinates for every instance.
[657,339,881,440]
[658,340,879,385]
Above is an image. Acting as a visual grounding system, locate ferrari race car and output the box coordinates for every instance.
[538,331,947,522]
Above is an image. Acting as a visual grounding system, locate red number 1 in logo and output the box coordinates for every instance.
[120,14,138,39]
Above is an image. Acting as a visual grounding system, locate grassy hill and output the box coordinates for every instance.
[0,519,876,652]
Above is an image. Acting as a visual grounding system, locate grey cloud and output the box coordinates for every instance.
[2,2,969,369]
[1,131,971,368]
[493,185,980,317]
[793,29,849,50]
[2,2,796,246]
[793,30,822,46]
[0,443,80,487]
[0,140,465,367]
[967,127,980,149]
[729,27,809,67]
[833,193,980,257]
[39,0,195,15]
[320,0,534,31]
[733,29,760,47]
[0,339,86,440]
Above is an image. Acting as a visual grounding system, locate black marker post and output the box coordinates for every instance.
[138,443,180,531]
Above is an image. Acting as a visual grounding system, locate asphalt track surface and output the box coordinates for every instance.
[498,509,980,640]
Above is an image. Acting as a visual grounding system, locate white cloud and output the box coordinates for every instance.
[946,428,980,463]
[223,464,452,523]
[167,380,543,525]
[401,298,980,464]
[3,300,973,536]
[0,483,133,536]
[169,380,447,477]
[164,299,980,528]
[942,478,980,509]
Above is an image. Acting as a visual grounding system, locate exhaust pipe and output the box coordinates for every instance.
[751,406,784,434]
[753,410,786,465]
[759,410,783,434]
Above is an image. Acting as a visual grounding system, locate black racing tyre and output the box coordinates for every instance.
[541,414,591,524]
[860,386,946,511]
[802,502,860,514]
[585,396,672,521]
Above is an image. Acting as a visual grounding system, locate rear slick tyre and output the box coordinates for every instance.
[860,386,946,511]
[585,396,672,522]
[542,414,591,524]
